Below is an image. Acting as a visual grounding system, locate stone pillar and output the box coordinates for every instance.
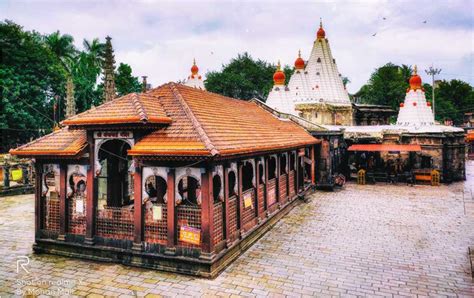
[3,162,10,188]
[165,168,176,255]
[201,167,214,257]
[296,153,301,193]
[276,155,280,206]
[34,162,42,239]
[133,162,143,251]
[264,156,269,216]
[311,146,316,185]
[286,153,290,201]
[237,162,243,236]
[22,164,29,185]
[58,163,67,241]
[224,166,231,247]
[255,158,261,220]
[85,132,96,245]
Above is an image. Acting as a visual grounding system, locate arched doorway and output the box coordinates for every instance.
[96,139,134,242]
[97,139,133,208]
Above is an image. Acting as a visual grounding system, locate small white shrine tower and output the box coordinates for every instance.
[185,59,206,90]
[266,20,352,125]
[396,66,435,126]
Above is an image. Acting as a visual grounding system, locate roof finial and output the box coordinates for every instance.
[317,18,326,39]
[298,49,301,58]
[413,65,418,75]
[191,59,199,75]
[273,60,286,85]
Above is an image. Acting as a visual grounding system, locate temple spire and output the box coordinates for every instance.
[65,75,76,118]
[103,36,116,102]
[185,59,205,90]
[141,76,148,93]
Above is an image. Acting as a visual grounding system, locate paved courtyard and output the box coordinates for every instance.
[1,162,473,297]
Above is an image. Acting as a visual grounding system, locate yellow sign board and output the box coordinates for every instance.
[179,226,201,245]
[11,169,23,181]
[243,192,253,209]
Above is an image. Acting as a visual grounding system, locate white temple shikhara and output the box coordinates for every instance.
[396,65,435,127]
[266,20,353,125]
[185,59,206,90]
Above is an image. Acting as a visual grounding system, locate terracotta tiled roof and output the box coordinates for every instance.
[129,83,317,157]
[10,127,87,157]
[11,83,317,158]
[62,93,172,126]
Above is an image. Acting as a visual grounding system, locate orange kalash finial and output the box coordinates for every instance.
[409,65,422,90]
[294,50,305,70]
[191,58,199,75]
[317,18,326,39]
[273,60,286,85]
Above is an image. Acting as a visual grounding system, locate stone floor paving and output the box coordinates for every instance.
[1,161,473,297]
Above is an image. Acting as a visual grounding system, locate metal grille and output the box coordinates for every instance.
[279,174,288,204]
[228,196,238,243]
[241,189,257,231]
[289,171,296,198]
[258,184,265,220]
[67,196,86,235]
[177,205,201,248]
[144,204,167,244]
[213,201,224,246]
[43,196,60,233]
[96,206,134,240]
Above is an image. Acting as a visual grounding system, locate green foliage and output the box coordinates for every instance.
[205,52,293,101]
[424,80,474,124]
[0,20,142,152]
[355,63,411,111]
[116,63,141,96]
[0,20,65,152]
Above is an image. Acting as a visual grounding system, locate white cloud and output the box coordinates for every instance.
[2,0,472,94]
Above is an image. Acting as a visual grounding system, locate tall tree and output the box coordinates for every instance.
[205,52,293,101]
[74,38,105,111]
[355,63,411,111]
[115,63,141,96]
[423,80,474,124]
[102,36,116,102]
[0,20,65,151]
[44,31,78,120]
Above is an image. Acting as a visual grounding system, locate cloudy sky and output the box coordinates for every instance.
[2,0,473,93]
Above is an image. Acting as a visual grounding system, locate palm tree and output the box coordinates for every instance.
[44,31,77,73]
[81,38,105,78]
[399,64,413,82]
[44,31,78,119]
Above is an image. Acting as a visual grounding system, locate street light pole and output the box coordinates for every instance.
[425,65,442,120]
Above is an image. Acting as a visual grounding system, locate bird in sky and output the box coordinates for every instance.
[423,20,427,23]
[382,17,386,20]
[372,33,377,37]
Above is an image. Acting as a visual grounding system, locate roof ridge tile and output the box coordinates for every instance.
[131,93,148,122]
[169,83,219,156]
